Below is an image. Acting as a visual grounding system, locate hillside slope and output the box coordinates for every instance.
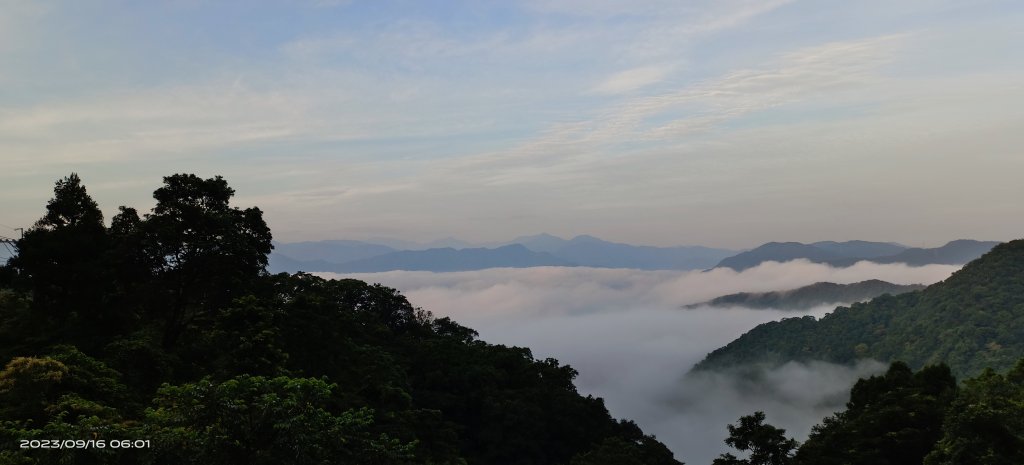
[685,280,925,310]
[695,239,1022,378]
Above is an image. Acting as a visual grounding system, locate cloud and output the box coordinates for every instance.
[320,260,959,462]
[0,1,49,54]
[592,65,671,94]
[310,0,350,7]
[590,33,909,143]
[328,260,957,316]
[421,33,909,193]
[665,360,888,463]
[2,1,1022,249]
[521,0,792,25]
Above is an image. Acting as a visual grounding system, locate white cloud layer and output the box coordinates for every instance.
[322,260,959,462]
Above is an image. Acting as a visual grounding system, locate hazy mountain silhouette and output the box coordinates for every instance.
[358,236,478,250]
[540,235,735,270]
[842,239,1000,266]
[685,280,926,310]
[810,240,907,259]
[269,235,992,274]
[504,233,570,253]
[269,234,736,273]
[278,244,574,273]
[714,242,851,271]
[273,240,396,263]
[715,240,998,270]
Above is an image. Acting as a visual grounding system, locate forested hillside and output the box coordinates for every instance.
[685,280,924,310]
[0,174,681,465]
[695,238,1024,378]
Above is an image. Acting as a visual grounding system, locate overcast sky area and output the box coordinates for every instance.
[326,261,960,462]
[2,0,1023,248]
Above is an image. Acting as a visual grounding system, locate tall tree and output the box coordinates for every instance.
[714,411,798,465]
[8,174,112,347]
[139,174,272,347]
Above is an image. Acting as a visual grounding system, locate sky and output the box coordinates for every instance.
[2,0,1023,248]
[325,260,961,462]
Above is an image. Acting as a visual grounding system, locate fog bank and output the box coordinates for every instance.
[320,260,958,462]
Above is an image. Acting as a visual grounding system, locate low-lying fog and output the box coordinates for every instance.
[322,260,960,463]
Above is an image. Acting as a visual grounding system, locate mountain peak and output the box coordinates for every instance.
[569,234,604,243]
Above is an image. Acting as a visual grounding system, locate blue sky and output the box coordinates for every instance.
[2,0,1023,247]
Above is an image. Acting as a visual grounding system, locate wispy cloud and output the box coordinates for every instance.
[1,1,1022,247]
[422,33,908,187]
[592,65,672,94]
[591,34,908,143]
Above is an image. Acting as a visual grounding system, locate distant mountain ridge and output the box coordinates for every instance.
[518,234,735,270]
[268,235,999,274]
[714,239,998,271]
[684,280,926,310]
[715,242,845,270]
[316,244,573,272]
[694,239,1023,378]
[810,240,907,259]
[268,234,736,273]
[273,240,397,263]
[846,239,1001,266]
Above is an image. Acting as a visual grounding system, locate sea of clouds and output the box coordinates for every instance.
[322,260,960,463]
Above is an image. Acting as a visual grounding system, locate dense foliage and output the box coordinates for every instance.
[695,238,1024,378]
[0,174,681,465]
[792,362,956,465]
[719,361,1024,465]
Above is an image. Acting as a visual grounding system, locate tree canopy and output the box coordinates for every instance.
[712,411,797,465]
[0,174,682,465]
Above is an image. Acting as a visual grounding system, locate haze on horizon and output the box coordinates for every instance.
[2,0,1023,249]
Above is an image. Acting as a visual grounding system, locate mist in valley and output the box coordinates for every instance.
[323,260,959,462]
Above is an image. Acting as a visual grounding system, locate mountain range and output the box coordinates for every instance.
[269,234,737,273]
[269,235,999,274]
[684,280,926,310]
[713,239,999,271]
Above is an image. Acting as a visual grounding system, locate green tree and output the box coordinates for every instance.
[0,346,130,426]
[139,174,272,347]
[794,362,956,465]
[924,361,1024,464]
[0,356,69,424]
[8,174,114,347]
[714,411,797,465]
[145,375,414,465]
[0,174,685,465]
